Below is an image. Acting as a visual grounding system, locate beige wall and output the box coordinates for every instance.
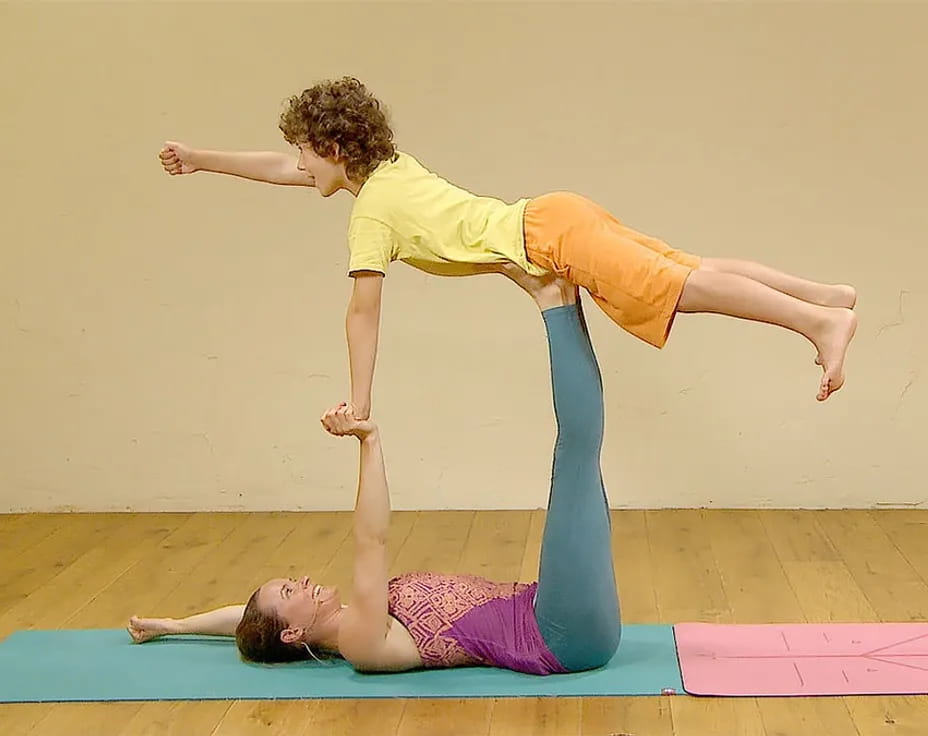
[2,1,925,512]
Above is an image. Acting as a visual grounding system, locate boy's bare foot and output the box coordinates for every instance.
[812,307,857,401]
[823,284,857,310]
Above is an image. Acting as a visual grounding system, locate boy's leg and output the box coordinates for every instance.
[678,269,857,401]
[520,193,858,400]
[699,258,856,309]
[532,300,621,672]
[580,197,856,311]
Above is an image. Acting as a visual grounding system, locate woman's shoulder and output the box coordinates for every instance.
[339,613,424,673]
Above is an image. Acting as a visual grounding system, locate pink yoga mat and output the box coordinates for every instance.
[674,622,928,696]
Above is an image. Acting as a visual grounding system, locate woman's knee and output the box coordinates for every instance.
[563,624,622,672]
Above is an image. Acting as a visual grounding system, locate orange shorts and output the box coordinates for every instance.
[523,192,701,349]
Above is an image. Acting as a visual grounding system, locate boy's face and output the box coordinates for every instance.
[296,143,348,197]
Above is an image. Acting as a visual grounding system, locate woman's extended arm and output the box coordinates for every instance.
[127,604,245,643]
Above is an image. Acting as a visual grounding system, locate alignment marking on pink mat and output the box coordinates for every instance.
[673,623,928,696]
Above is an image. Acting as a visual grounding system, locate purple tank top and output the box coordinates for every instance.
[387,571,567,675]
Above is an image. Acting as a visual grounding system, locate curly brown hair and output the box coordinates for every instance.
[279,76,396,182]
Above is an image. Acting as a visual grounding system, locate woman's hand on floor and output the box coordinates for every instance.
[127,615,176,643]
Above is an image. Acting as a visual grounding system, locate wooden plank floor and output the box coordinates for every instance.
[1,510,926,735]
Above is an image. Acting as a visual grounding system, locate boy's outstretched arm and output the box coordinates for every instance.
[345,272,384,421]
[159,141,313,186]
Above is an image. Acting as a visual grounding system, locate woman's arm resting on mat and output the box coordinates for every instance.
[127,604,246,643]
[159,141,313,186]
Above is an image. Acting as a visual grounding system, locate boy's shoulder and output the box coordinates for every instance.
[351,152,427,214]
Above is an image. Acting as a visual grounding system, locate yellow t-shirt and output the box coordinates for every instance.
[346,152,549,277]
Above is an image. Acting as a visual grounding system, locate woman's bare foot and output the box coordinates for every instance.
[127,615,175,643]
[497,263,578,309]
[822,284,857,310]
[812,307,857,401]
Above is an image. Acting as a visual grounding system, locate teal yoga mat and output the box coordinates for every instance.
[0,625,682,702]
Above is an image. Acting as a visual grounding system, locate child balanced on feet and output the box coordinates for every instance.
[159,76,857,414]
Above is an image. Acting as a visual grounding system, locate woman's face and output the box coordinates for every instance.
[257,575,341,631]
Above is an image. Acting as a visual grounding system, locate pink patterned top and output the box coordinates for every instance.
[387,571,566,675]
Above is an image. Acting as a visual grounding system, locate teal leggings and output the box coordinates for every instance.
[534,302,623,671]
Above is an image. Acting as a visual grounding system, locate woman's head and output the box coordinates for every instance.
[235,576,342,663]
[279,76,395,194]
